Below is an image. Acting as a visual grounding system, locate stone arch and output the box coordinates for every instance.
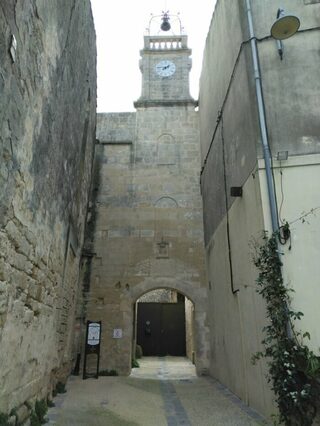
[129,276,210,375]
[154,196,179,208]
[157,133,175,143]
[130,277,204,306]
[135,286,193,304]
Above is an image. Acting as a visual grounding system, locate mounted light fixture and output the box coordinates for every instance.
[271,8,300,40]
[270,9,300,60]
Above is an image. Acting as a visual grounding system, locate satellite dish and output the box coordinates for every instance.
[271,9,300,40]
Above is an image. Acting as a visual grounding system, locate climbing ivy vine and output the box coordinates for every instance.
[252,230,320,426]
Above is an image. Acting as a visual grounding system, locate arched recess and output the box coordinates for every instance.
[154,196,179,208]
[128,277,210,375]
[157,133,178,165]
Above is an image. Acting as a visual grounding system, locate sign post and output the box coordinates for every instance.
[83,320,101,380]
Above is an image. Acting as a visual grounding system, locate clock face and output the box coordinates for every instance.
[155,60,176,77]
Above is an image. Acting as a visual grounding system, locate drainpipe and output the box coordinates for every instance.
[246,0,294,341]
[245,0,278,233]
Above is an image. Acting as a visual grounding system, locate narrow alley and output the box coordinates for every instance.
[47,358,268,426]
[2,1,320,425]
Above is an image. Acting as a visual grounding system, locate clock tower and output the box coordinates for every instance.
[134,13,197,108]
[85,12,210,379]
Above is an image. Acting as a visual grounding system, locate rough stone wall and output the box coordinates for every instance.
[0,0,96,416]
[185,297,195,362]
[83,106,210,376]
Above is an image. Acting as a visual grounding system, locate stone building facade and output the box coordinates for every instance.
[83,29,210,376]
[199,0,320,419]
[0,0,96,420]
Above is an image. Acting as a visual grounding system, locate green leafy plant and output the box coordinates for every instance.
[0,413,9,426]
[132,358,140,368]
[35,399,47,424]
[9,407,17,417]
[47,399,55,408]
[55,382,66,394]
[30,411,41,426]
[252,231,320,425]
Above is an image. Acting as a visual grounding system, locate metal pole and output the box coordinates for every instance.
[245,0,279,233]
[246,0,293,339]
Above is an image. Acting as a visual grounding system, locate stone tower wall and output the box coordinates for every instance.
[83,107,210,375]
[0,0,96,417]
[139,51,192,101]
[136,35,194,106]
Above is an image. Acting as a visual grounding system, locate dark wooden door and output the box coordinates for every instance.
[137,303,186,356]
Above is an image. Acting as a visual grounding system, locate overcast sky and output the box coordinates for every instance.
[90,0,217,112]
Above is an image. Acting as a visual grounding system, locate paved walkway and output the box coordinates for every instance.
[47,357,268,426]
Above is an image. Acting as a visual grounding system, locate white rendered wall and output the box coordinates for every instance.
[259,155,320,353]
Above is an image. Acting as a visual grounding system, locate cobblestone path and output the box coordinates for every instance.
[47,357,269,425]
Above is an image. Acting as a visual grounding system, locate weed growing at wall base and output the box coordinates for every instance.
[0,413,9,426]
[30,398,48,425]
[132,358,140,368]
[55,382,66,394]
[35,399,47,423]
[252,231,320,426]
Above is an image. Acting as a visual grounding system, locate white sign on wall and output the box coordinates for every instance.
[113,328,123,339]
[87,322,101,346]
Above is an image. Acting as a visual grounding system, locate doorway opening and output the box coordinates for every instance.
[133,289,195,363]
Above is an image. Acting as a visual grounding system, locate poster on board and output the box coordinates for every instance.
[83,320,101,380]
[87,322,101,345]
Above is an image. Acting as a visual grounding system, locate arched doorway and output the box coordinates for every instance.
[128,278,209,375]
[134,289,195,361]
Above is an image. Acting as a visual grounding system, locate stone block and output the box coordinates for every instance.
[16,404,29,424]
[8,415,16,425]
[0,281,8,315]
[140,230,155,238]
[5,221,35,261]
[108,229,130,238]
[23,308,34,324]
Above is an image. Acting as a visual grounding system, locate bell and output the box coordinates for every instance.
[161,13,171,31]
[271,8,300,40]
